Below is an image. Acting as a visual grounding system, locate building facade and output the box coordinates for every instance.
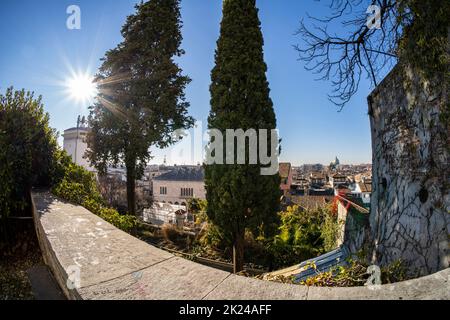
[152,166,206,206]
[329,174,347,188]
[352,180,372,206]
[62,126,95,171]
[279,162,293,195]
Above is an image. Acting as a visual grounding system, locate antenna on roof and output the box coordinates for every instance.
[76,115,87,129]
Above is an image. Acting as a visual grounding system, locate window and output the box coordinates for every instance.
[181,188,193,197]
[160,186,167,195]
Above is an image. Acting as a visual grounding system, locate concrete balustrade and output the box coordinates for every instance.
[31,192,450,300]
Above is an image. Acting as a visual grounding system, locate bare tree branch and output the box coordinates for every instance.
[295,0,401,109]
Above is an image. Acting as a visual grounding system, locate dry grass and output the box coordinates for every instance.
[161,223,181,243]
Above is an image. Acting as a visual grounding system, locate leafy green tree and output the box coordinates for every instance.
[87,0,194,216]
[0,88,66,241]
[205,0,281,273]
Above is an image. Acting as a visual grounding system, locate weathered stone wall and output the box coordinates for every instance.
[337,201,370,255]
[32,192,450,300]
[368,65,449,275]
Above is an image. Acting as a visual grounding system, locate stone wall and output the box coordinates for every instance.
[338,201,370,255]
[32,192,449,300]
[368,64,449,275]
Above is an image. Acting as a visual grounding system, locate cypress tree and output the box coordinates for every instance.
[205,0,280,273]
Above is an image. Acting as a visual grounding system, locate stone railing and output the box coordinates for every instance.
[31,192,449,300]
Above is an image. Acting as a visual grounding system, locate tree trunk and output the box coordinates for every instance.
[126,165,136,217]
[233,230,245,273]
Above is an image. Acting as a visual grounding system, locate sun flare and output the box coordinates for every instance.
[66,73,97,104]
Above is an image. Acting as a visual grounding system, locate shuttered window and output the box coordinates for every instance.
[180,188,193,197]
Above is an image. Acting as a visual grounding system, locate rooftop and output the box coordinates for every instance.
[290,195,334,211]
[153,166,204,182]
[357,181,372,193]
[331,173,347,178]
[63,127,90,133]
[310,172,326,179]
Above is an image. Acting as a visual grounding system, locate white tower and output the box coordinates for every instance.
[62,116,95,171]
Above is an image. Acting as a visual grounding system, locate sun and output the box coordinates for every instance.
[66,73,97,104]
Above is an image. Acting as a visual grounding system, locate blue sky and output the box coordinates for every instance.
[0,0,377,165]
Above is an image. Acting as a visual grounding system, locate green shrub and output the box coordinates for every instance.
[99,208,136,234]
[1,89,54,216]
[321,211,342,252]
[0,87,135,239]
[198,222,227,249]
[194,203,342,269]
[0,88,70,241]
[52,162,136,233]
[187,198,208,215]
[300,259,409,287]
[268,205,341,269]
[380,259,409,284]
[52,163,103,205]
[186,198,230,250]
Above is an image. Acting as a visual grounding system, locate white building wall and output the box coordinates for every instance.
[152,180,206,204]
[351,184,371,205]
[63,128,95,172]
